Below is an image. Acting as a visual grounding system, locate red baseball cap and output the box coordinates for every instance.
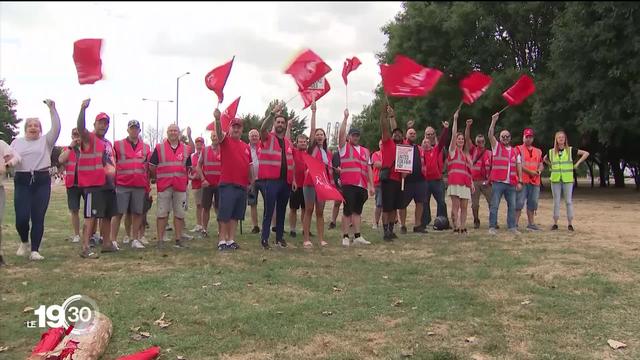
[229,118,243,127]
[523,128,534,137]
[195,137,205,143]
[95,112,110,122]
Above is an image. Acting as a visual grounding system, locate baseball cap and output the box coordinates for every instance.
[523,128,535,137]
[195,137,204,143]
[230,118,243,127]
[95,112,110,122]
[127,120,140,128]
[392,127,404,135]
[348,128,361,136]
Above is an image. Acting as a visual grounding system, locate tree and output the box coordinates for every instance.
[262,99,308,140]
[0,79,23,144]
[145,125,164,148]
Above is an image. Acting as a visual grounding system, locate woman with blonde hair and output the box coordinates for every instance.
[543,131,589,231]
[446,109,474,234]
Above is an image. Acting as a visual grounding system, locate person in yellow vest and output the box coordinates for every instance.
[515,128,544,231]
[543,131,589,231]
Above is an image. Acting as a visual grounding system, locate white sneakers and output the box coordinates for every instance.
[71,235,80,243]
[30,252,44,261]
[353,236,371,245]
[123,236,130,244]
[16,243,29,256]
[190,225,203,232]
[131,239,145,249]
[488,228,497,235]
[342,237,351,247]
[139,236,149,245]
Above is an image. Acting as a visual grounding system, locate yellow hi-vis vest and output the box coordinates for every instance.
[549,147,574,183]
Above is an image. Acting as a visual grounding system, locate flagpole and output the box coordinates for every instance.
[497,105,509,114]
[283,93,298,106]
[456,100,464,112]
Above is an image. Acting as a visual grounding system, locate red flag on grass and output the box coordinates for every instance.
[205,57,235,103]
[284,49,332,91]
[302,152,344,202]
[206,96,241,131]
[460,71,492,105]
[380,55,443,97]
[31,327,66,354]
[502,74,536,106]
[116,346,161,360]
[73,39,103,85]
[342,56,362,85]
[300,78,330,109]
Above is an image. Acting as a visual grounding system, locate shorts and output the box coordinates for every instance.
[116,186,146,215]
[202,186,219,211]
[516,183,540,211]
[247,182,259,206]
[66,186,84,211]
[157,188,188,219]
[193,188,203,206]
[84,189,118,219]
[381,180,404,212]
[303,186,326,205]
[342,185,368,216]
[289,188,305,210]
[218,183,248,221]
[403,180,428,207]
[143,193,153,213]
[374,186,382,208]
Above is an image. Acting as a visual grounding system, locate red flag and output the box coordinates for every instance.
[206,96,241,131]
[31,327,66,354]
[301,152,344,202]
[342,56,362,85]
[300,78,331,109]
[73,39,103,85]
[380,55,443,97]
[205,57,234,103]
[284,49,332,91]
[502,74,536,106]
[459,72,492,105]
[116,346,161,360]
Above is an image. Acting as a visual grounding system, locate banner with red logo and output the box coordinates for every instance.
[341,56,362,85]
[502,74,535,106]
[459,72,492,105]
[205,57,235,103]
[284,49,332,91]
[300,78,330,109]
[380,55,443,97]
[301,152,344,202]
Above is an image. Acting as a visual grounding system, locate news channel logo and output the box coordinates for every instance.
[25,295,99,335]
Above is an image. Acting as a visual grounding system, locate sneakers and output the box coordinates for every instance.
[413,226,428,233]
[383,232,393,242]
[568,225,575,232]
[251,226,260,234]
[276,239,288,248]
[289,231,297,238]
[217,243,228,251]
[551,224,559,231]
[16,243,29,257]
[400,226,407,234]
[227,242,240,250]
[30,252,45,261]
[261,240,271,250]
[131,240,145,249]
[510,228,521,235]
[112,241,121,251]
[123,236,130,244]
[71,235,81,243]
[174,240,188,249]
[526,224,541,231]
[181,233,194,241]
[488,228,497,235]
[328,222,337,230]
[190,225,203,232]
[80,249,99,259]
[473,219,480,229]
[140,236,149,245]
[341,237,351,247]
[390,232,398,240]
[353,236,371,245]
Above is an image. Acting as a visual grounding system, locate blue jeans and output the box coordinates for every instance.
[421,180,448,226]
[259,180,291,242]
[489,182,516,229]
[14,171,51,252]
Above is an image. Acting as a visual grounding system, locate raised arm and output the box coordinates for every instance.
[77,99,91,146]
[464,118,474,151]
[286,120,292,140]
[44,99,61,147]
[575,149,590,168]
[380,102,390,141]
[309,98,317,136]
[436,120,450,152]
[260,101,283,141]
[488,112,499,150]
[388,105,398,131]
[449,109,459,153]
[338,109,349,149]
[184,127,194,156]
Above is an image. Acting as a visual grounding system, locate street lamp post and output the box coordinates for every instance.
[112,112,128,143]
[142,98,173,146]
[176,72,190,127]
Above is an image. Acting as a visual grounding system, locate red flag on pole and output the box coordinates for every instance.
[502,74,536,106]
[301,152,344,202]
[116,346,161,360]
[342,56,362,85]
[207,96,241,131]
[300,78,331,109]
[73,39,103,85]
[284,49,332,91]
[205,57,235,103]
[380,55,443,97]
[459,72,492,105]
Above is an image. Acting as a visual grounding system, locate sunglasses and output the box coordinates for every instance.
[500,135,511,139]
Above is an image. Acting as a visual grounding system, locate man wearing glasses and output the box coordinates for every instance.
[420,121,450,229]
[487,113,523,235]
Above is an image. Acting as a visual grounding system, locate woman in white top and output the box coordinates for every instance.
[0,140,21,266]
[10,99,61,261]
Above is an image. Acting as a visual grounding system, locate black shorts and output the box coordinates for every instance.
[84,189,118,219]
[382,180,404,212]
[66,186,85,211]
[403,180,428,207]
[342,185,368,216]
[202,186,219,211]
[289,188,305,210]
[143,193,153,213]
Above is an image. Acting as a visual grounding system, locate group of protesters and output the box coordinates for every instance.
[0,97,589,265]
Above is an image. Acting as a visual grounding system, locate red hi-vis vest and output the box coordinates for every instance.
[77,135,106,188]
[447,148,472,188]
[64,149,78,188]
[114,139,149,188]
[470,145,492,181]
[202,145,221,186]
[257,133,294,184]
[490,143,518,185]
[190,152,202,189]
[155,140,189,192]
[517,145,542,186]
[340,143,370,188]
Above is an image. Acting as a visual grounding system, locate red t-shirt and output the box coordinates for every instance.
[381,138,401,181]
[292,148,306,187]
[219,136,251,188]
[371,150,382,186]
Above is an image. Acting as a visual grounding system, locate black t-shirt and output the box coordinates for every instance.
[277,137,287,181]
[72,147,80,187]
[150,145,192,169]
[555,147,578,162]
[405,143,425,183]
[332,151,341,186]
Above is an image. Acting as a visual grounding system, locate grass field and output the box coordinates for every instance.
[1,181,639,359]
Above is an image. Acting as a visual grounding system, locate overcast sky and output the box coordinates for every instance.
[0,1,402,145]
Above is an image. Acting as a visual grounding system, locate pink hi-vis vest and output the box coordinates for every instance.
[64,149,78,188]
[470,145,492,181]
[190,152,202,190]
[115,139,149,188]
[202,145,222,186]
[447,148,472,188]
[490,143,518,185]
[77,135,105,188]
[257,133,294,184]
[155,140,189,192]
[340,143,370,188]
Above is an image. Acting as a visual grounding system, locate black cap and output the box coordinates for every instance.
[127,120,141,128]
[392,127,404,135]
[348,128,361,136]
